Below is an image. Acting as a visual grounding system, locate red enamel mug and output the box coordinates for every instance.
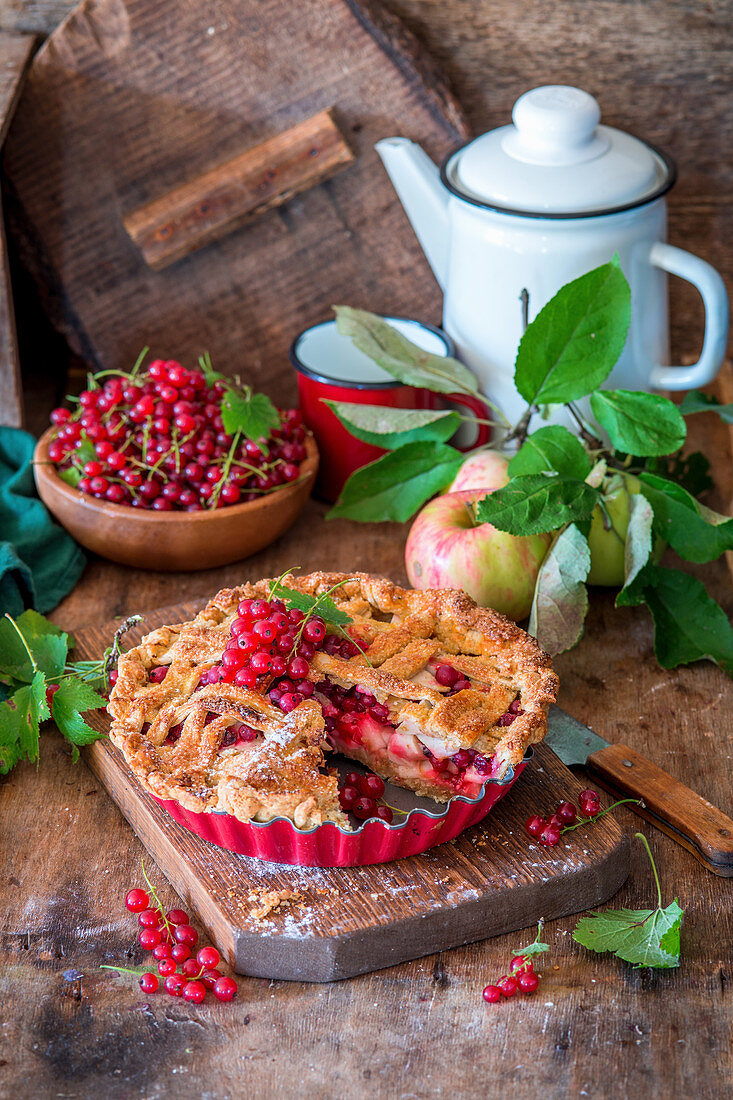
[290,317,491,502]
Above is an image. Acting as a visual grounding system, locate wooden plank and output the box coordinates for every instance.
[3,0,468,399]
[124,109,355,270]
[0,31,35,427]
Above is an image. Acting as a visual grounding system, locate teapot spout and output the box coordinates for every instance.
[375,137,449,290]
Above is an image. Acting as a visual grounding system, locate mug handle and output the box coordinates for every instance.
[646,242,729,390]
[446,392,492,451]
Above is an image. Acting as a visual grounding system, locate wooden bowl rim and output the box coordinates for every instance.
[33,428,319,523]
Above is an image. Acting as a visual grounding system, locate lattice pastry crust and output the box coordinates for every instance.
[108,572,558,828]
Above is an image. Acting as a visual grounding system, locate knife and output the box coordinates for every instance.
[546,705,733,877]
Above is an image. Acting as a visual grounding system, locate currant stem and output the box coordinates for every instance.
[561,797,644,834]
[635,832,663,910]
[4,615,38,674]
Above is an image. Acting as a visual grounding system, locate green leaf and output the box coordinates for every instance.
[58,465,83,487]
[528,524,590,654]
[572,900,683,968]
[51,678,107,761]
[679,390,733,425]
[269,585,352,627]
[221,390,280,442]
[328,442,464,523]
[514,258,631,405]
[617,565,733,674]
[621,493,654,595]
[323,401,461,450]
[334,306,481,397]
[0,672,49,774]
[639,473,733,563]
[475,476,600,536]
[590,390,687,457]
[643,451,713,498]
[508,425,592,480]
[0,613,69,686]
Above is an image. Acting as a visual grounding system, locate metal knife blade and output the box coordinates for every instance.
[545,704,610,766]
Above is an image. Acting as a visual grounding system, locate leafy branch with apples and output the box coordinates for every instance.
[325,258,733,675]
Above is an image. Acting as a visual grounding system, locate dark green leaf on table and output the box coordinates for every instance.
[51,678,108,762]
[617,565,733,674]
[679,390,733,425]
[334,306,481,397]
[0,671,49,774]
[514,258,631,406]
[328,442,464,523]
[475,476,600,536]
[221,390,279,442]
[324,401,461,450]
[573,899,683,968]
[639,473,733,562]
[528,524,591,654]
[509,425,592,480]
[590,390,687,456]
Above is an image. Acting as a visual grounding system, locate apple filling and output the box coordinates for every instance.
[314,667,523,799]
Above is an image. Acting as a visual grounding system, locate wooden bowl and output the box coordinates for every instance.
[33,429,319,571]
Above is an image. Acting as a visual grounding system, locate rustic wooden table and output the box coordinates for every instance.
[1,403,731,1099]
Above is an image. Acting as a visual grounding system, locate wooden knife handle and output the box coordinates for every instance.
[586,742,733,876]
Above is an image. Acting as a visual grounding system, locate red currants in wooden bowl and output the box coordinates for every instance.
[33,354,318,571]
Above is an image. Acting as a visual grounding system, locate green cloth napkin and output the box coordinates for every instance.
[0,426,86,617]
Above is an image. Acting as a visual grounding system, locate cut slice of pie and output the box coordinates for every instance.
[108,572,558,829]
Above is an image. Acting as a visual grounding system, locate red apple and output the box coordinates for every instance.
[405,486,551,621]
[447,449,511,494]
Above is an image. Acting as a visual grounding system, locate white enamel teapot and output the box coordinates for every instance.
[376,85,729,425]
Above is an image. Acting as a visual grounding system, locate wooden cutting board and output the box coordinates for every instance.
[74,604,630,983]
[3,0,468,405]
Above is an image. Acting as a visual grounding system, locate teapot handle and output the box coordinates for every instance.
[445,392,492,451]
[646,242,729,390]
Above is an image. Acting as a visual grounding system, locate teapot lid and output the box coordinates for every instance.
[443,86,675,217]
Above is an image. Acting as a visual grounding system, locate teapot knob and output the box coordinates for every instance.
[505,85,609,165]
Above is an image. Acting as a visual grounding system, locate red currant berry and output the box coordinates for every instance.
[352,796,377,820]
[201,968,222,990]
[538,824,561,847]
[182,958,202,978]
[139,928,162,950]
[524,815,546,839]
[170,944,191,964]
[197,946,221,969]
[249,651,271,676]
[166,908,189,926]
[153,942,172,961]
[482,984,502,1004]
[557,801,578,825]
[510,955,533,975]
[303,618,325,644]
[358,774,385,799]
[497,975,518,998]
[435,663,461,687]
[517,971,539,994]
[344,772,361,787]
[546,813,564,829]
[174,923,199,948]
[126,888,150,912]
[375,806,393,824]
[287,656,309,679]
[182,980,206,1004]
[139,972,159,994]
[213,975,238,1002]
[579,789,601,816]
[138,908,161,928]
[164,973,186,997]
[158,958,177,977]
[338,785,359,811]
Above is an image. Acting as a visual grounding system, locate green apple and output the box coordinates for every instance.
[587,473,662,586]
